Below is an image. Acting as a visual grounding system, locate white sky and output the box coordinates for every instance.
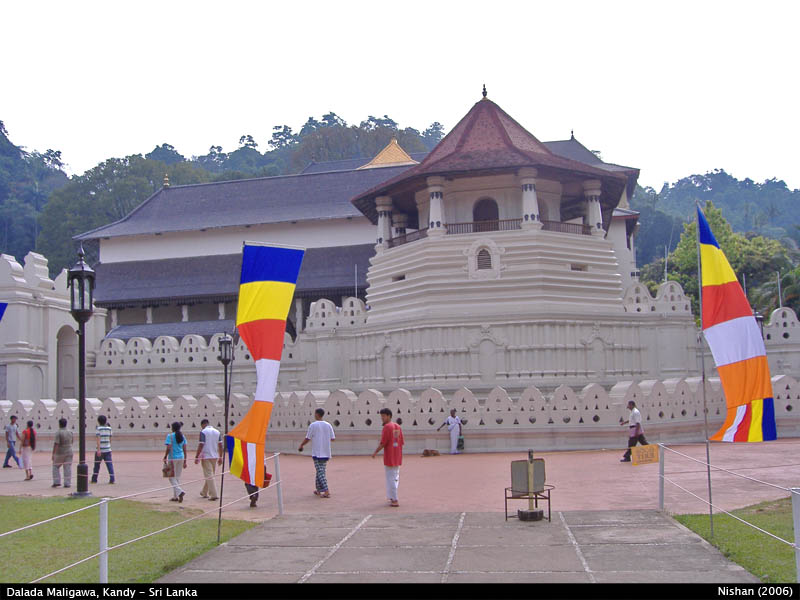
[3,0,798,190]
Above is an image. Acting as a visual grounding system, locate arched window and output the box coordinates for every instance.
[473,198,499,232]
[477,249,492,270]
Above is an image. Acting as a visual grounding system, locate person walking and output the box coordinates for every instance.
[437,408,463,454]
[194,419,222,501]
[3,415,22,469]
[244,465,270,508]
[620,400,648,462]
[21,420,36,480]
[371,408,404,507]
[164,421,187,502]
[298,408,335,498]
[91,415,115,484]
[51,418,73,488]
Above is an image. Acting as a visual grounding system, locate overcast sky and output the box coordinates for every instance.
[3,1,798,190]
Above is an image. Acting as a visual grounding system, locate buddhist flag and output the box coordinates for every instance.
[227,243,304,486]
[698,207,776,442]
[0,303,6,322]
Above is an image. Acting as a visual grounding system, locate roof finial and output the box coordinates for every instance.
[482,83,487,99]
[570,129,574,140]
[163,173,170,188]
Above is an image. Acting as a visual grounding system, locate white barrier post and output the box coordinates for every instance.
[791,488,800,583]
[99,498,109,583]
[659,445,665,511]
[274,453,284,516]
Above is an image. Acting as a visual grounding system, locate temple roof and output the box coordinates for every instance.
[94,243,374,308]
[351,98,630,225]
[75,165,415,241]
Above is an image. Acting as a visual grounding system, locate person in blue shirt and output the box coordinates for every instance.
[163,421,188,502]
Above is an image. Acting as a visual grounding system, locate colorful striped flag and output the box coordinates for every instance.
[698,207,776,442]
[226,243,304,486]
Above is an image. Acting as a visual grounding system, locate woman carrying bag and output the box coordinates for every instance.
[163,422,187,502]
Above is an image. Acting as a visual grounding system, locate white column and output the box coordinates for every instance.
[110,309,118,329]
[426,176,446,237]
[392,213,408,237]
[181,305,189,322]
[583,179,604,237]
[518,167,542,230]
[295,298,304,333]
[218,302,226,320]
[146,307,153,324]
[375,195,393,252]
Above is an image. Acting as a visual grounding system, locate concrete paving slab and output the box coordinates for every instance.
[592,568,757,584]
[257,513,366,528]
[364,512,462,528]
[306,572,444,583]
[562,509,673,526]
[450,543,585,572]
[228,526,356,547]
[159,569,303,584]
[181,544,329,573]
[447,571,593,583]
[569,522,690,544]
[319,546,450,573]
[581,541,736,572]
[458,524,571,546]
[344,526,456,547]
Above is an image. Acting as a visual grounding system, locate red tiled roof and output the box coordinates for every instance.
[352,98,628,223]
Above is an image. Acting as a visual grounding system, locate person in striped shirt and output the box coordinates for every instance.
[91,414,115,484]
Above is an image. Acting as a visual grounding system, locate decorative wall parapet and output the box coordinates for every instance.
[7,376,800,453]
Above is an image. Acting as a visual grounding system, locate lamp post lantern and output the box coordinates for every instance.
[67,246,95,497]
[216,333,233,543]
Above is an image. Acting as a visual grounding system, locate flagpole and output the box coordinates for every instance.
[696,204,714,538]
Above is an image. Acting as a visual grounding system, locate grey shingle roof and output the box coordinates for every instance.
[75,166,416,240]
[94,243,375,307]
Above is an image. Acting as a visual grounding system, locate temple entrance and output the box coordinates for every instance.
[473,198,499,232]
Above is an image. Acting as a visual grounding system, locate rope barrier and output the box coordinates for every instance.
[29,481,283,583]
[661,474,795,548]
[659,444,792,492]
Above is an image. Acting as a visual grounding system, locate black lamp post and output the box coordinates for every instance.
[67,246,95,497]
[216,333,233,543]
[218,333,233,436]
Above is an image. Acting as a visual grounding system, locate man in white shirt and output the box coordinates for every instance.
[437,408,463,454]
[620,400,648,462]
[194,419,223,500]
[298,408,335,498]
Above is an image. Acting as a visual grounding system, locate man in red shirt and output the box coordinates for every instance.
[371,408,404,507]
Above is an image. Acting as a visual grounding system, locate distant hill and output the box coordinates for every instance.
[630,171,800,267]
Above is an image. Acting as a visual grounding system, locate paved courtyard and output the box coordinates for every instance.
[3,439,798,583]
[157,510,758,583]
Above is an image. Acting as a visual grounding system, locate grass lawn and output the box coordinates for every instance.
[675,497,797,583]
[0,496,256,583]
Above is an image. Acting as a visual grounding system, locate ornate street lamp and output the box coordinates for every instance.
[67,246,95,497]
[216,332,233,543]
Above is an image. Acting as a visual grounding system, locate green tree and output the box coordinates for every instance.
[268,125,297,150]
[37,155,209,275]
[645,201,790,319]
[145,143,185,165]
